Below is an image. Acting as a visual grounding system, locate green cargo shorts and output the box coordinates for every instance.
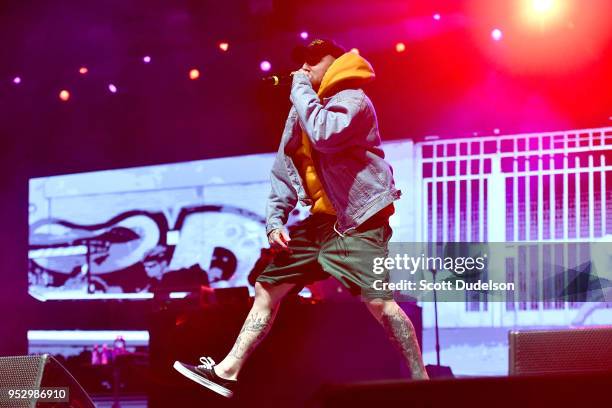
[256,213,393,300]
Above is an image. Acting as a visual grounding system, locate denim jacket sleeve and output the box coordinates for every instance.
[289,72,367,153]
[265,128,298,236]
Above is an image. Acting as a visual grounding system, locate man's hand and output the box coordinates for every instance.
[268,228,291,252]
[292,68,313,84]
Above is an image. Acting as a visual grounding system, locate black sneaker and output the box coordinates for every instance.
[173,357,237,398]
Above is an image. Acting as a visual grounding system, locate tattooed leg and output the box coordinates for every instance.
[229,310,275,360]
[214,282,294,380]
[366,299,429,380]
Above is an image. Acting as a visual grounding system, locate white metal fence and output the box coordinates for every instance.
[415,127,612,327]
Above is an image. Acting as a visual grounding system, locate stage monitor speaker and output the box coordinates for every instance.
[509,326,612,375]
[425,364,454,378]
[0,354,95,408]
[312,370,612,408]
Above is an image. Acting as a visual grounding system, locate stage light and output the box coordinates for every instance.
[13,76,21,84]
[218,42,229,52]
[189,68,200,80]
[300,31,309,40]
[108,84,117,93]
[59,89,70,101]
[260,60,271,72]
[519,0,567,28]
[143,55,151,63]
[395,42,406,53]
[350,48,360,54]
[433,13,441,20]
[471,0,607,74]
[79,67,88,75]
[532,0,554,13]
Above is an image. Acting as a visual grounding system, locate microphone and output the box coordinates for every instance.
[261,73,293,86]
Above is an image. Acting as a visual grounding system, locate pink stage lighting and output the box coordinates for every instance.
[471,0,611,73]
[260,61,271,72]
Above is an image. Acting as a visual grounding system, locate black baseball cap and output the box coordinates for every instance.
[292,39,346,65]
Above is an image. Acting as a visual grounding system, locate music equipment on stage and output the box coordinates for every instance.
[425,266,454,378]
[261,73,293,86]
[0,354,94,408]
[312,370,612,408]
[509,326,612,375]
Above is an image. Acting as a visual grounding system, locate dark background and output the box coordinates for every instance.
[1,0,611,354]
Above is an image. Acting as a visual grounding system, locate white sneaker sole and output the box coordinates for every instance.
[173,361,234,398]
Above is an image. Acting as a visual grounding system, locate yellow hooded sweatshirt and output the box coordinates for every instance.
[293,52,376,215]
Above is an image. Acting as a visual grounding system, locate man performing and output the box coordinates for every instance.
[174,39,429,398]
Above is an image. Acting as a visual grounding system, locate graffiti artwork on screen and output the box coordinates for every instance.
[28,205,269,300]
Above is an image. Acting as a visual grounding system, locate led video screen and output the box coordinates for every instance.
[28,153,297,300]
[27,142,413,301]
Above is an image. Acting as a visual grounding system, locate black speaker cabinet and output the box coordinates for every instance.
[509,326,612,375]
[0,354,94,408]
[312,370,612,408]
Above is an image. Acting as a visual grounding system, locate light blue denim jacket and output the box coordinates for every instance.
[266,72,401,236]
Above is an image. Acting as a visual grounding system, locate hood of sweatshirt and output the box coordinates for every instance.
[317,52,375,99]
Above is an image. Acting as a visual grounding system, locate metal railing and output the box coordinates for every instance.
[415,127,612,327]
